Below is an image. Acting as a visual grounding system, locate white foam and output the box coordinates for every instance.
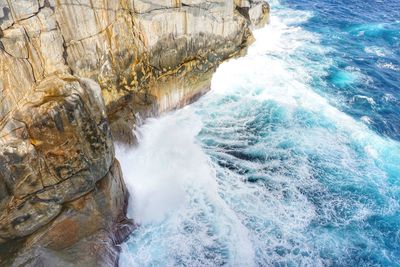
[117,110,256,266]
[383,93,396,102]
[209,5,398,163]
[353,95,376,105]
[365,145,379,159]
[361,115,372,124]
[377,62,400,71]
[118,1,400,265]
[365,46,391,57]
[117,111,206,224]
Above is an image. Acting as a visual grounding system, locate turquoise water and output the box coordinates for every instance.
[118,1,400,266]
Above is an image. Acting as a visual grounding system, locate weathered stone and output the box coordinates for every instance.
[5,160,134,266]
[249,1,270,27]
[0,0,269,265]
[0,1,13,30]
[8,0,39,22]
[0,75,113,243]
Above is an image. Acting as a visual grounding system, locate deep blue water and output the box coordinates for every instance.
[285,0,400,141]
[118,1,400,266]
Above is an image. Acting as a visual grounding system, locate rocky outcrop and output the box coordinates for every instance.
[6,160,132,266]
[0,0,269,265]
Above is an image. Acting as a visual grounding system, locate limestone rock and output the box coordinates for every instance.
[5,160,134,266]
[0,75,113,244]
[0,0,269,265]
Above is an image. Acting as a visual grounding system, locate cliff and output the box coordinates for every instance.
[0,0,269,265]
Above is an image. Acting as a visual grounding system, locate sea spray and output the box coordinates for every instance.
[118,0,400,266]
[117,110,255,266]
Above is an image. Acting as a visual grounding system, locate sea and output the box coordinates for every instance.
[117,0,400,266]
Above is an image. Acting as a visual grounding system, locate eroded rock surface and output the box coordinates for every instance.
[0,0,269,265]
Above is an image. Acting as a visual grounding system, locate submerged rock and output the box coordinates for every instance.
[0,0,269,265]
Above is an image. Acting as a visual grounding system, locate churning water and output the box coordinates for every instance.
[117,0,400,266]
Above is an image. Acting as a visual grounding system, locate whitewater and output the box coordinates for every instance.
[117,1,400,266]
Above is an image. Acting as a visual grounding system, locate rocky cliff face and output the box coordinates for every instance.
[0,0,269,265]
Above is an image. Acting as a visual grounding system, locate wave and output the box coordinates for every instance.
[117,111,256,266]
[118,1,400,266]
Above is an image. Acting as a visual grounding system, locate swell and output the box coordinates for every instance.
[117,1,400,266]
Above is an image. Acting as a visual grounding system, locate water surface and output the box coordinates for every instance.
[118,1,400,266]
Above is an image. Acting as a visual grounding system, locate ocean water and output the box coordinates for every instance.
[117,0,400,266]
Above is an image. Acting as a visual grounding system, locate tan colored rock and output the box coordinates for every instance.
[5,160,134,266]
[0,0,269,265]
[249,1,270,27]
[0,75,113,243]
[0,1,13,30]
